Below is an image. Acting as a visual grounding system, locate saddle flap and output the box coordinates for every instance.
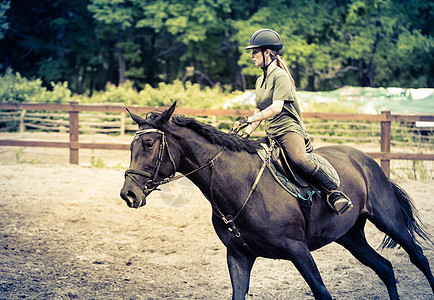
[271,146,309,188]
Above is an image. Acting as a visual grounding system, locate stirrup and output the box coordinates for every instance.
[327,190,353,215]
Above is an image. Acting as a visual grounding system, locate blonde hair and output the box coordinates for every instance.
[270,50,296,90]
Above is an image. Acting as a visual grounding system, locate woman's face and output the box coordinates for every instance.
[251,48,271,68]
[251,48,263,68]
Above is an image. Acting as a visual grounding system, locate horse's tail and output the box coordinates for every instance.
[380,180,433,250]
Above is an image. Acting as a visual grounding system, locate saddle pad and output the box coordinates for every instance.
[307,152,340,187]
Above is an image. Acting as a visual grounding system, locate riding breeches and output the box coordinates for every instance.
[275,131,316,176]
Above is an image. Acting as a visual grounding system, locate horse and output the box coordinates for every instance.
[120,102,434,300]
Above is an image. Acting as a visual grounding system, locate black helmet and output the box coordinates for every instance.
[245,29,283,51]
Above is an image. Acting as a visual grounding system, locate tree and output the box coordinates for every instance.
[88,0,141,86]
[0,0,9,40]
[135,0,237,88]
[0,0,108,94]
[234,0,433,90]
[1,0,432,93]
[325,0,434,88]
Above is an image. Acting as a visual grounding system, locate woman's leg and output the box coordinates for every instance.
[277,132,316,174]
[277,132,353,215]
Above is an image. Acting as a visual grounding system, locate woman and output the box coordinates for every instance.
[234,29,352,214]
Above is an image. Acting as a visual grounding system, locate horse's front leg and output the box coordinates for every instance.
[287,240,332,300]
[227,247,256,300]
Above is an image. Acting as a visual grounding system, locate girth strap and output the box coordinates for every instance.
[211,140,276,258]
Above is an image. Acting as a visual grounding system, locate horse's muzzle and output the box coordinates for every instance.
[120,185,147,209]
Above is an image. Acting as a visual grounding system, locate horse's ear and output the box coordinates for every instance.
[126,108,144,125]
[161,101,177,122]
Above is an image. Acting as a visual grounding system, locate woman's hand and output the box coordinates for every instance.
[231,117,250,133]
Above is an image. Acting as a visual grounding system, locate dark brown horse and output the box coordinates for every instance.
[120,102,433,300]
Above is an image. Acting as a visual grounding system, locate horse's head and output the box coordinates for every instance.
[120,102,180,208]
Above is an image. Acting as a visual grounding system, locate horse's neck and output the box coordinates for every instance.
[176,134,256,214]
[178,137,226,177]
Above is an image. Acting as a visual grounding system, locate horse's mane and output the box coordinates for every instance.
[144,111,262,154]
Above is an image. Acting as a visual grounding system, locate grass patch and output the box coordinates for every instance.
[14,148,37,164]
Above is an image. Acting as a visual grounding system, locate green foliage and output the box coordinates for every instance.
[91,156,106,168]
[138,80,230,108]
[80,80,142,105]
[1,0,433,92]
[80,79,230,108]
[0,70,72,103]
[333,0,434,88]
[14,148,37,164]
[233,1,343,90]
[235,0,434,90]
[88,0,136,29]
[0,70,230,107]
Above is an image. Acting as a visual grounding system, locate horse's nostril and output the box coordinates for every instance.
[120,189,136,207]
[126,190,136,200]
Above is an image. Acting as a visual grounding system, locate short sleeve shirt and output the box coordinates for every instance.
[255,67,308,139]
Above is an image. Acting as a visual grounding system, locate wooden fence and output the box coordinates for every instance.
[0,101,433,177]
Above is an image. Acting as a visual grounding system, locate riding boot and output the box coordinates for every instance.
[309,167,353,215]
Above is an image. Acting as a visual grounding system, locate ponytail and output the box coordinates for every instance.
[270,50,296,90]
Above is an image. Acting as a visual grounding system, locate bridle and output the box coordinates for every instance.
[125,128,177,194]
[124,128,225,198]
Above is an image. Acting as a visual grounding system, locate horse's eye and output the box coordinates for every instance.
[143,139,155,150]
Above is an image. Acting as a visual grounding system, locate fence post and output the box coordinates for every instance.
[380,111,391,177]
[211,115,217,127]
[69,101,79,164]
[120,112,125,136]
[19,109,26,133]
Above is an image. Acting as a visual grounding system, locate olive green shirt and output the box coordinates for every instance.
[255,67,308,140]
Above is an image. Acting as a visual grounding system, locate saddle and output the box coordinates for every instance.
[257,139,340,237]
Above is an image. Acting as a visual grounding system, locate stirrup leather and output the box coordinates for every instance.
[326,190,353,215]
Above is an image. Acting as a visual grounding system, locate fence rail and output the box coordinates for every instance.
[1,101,433,177]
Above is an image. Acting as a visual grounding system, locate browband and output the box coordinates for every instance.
[135,128,164,136]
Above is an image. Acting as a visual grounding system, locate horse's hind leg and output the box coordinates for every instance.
[336,218,399,300]
[393,234,434,293]
[371,213,434,293]
[368,183,434,292]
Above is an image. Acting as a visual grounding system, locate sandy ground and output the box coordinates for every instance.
[0,132,433,299]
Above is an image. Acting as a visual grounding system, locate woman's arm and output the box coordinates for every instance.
[247,100,284,123]
[238,100,284,137]
[243,99,284,136]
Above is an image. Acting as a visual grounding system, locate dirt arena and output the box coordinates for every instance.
[0,133,433,299]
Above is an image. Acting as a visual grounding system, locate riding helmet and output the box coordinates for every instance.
[245,29,283,51]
